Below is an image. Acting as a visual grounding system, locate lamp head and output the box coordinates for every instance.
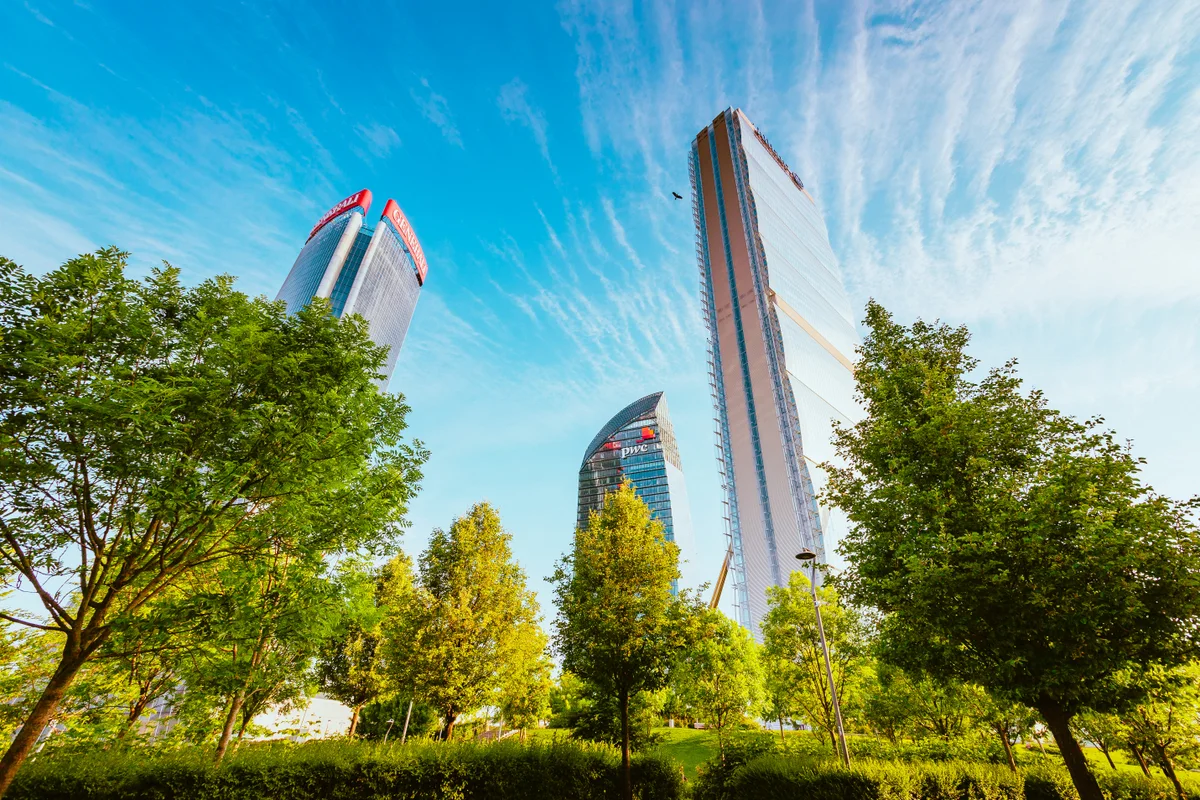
[795,548,817,561]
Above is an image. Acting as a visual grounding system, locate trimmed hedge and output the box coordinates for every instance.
[696,757,1022,800]
[7,739,683,800]
[693,750,1197,800]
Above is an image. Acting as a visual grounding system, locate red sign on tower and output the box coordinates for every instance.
[381,199,429,285]
[307,189,372,241]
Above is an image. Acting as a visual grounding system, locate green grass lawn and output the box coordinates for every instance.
[649,727,718,781]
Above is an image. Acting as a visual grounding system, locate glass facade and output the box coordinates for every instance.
[690,108,862,637]
[330,229,372,317]
[275,191,426,390]
[577,393,693,583]
[276,210,360,316]
[343,218,422,384]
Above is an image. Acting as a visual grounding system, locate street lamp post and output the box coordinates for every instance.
[796,549,851,766]
[401,699,414,744]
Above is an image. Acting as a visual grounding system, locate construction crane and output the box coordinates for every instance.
[709,544,733,609]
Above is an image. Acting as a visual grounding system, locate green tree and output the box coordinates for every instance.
[104,601,200,741]
[567,684,664,752]
[317,562,396,737]
[762,570,866,754]
[497,627,553,740]
[861,663,1033,768]
[976,693,1038,772]
[0,250,425,794]
[1125,664,1200,798]
[319,624,384,737]
[181,546,338,761]
[385,503,542,740]
[762,652,801,744]
[0,627,133,750]
[548,670,587,727]
[671,608,763,761]
[550,481,688,800]
[1072,710,1128,771]
[859,663,908,744]
[357,693,437,741]
[825,301,1200,800]
[868,667,983,741]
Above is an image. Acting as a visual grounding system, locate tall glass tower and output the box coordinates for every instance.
[276,189,428,389]
[577,392,693,570]
[690,108,861,636]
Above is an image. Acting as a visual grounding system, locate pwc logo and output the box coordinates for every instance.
[620,444,649,459]
[620,442,661,459]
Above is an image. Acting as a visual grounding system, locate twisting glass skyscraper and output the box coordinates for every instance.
[690,108,861,636]
[577,392,694,567]
[277,188,428,389]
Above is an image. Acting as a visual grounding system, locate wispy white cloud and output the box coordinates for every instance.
[411,77,463,148]
[354,121,401,159]
[556,0,1200,319]
[497,78,555,174]
[0,71,338,296]
[549,0,1200,586]
[24,2,56,29]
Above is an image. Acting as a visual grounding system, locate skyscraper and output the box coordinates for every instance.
[577,392,694,562]
[690,108,861,635]
[276,188,428,389]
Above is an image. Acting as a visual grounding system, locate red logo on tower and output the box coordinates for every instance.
[381,199,428,285]
[307,189,373,241]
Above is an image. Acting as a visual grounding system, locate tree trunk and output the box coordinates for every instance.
[1099,743,1116,771]
[214,692,245,765]
[1037,698,1103,800]
[1152,743,1187,800]
[779,717,786,746]
[1130,742,1152,778]
[118,694,154,741]
[0,650,86,798]
[348,705,362,738]
[237,712,252,742]
[997,724,1017,772]
[620,688,632,800]
[442,711,456,741]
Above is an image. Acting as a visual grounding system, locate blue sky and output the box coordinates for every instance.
[2,0,1198,622]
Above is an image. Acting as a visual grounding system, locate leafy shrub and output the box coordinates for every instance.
[7,738,683,800]
[695,755,1025,800]
[695,752,1198,800]
[850,736,1041,766]
[1023,764,1200,800]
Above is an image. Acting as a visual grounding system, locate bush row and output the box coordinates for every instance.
[693,751,1196,800]
[8,739,683,800]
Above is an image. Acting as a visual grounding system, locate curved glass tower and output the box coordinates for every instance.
[577,392,693,565]
[277,189,428,389]
[690,108,862,636]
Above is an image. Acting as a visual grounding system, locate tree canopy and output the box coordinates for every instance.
[762,570,866,754]
[0,249,426,792]
[550,480,689,800]
[825,300,1200,800]
[671,607,763,760]
[385,503,543,740]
